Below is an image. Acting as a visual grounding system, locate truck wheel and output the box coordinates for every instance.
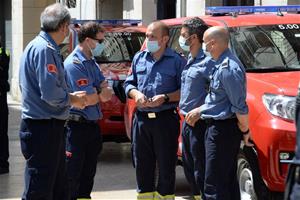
[238,154,259,200]
[237,147,271,200]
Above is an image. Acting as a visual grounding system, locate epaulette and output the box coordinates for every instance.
[47,43,56,51]
[73,58,81,64]
[220,57,229,69]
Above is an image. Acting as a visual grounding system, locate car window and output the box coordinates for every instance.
[95,32,145,63]
[169,27,189,57]
[59,31,145,63]
[230,25,300,71]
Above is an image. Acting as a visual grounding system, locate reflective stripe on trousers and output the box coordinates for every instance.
[137,192,175,200]
[193,195,201,200]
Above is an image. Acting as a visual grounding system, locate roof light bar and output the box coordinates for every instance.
[206,5,300,15]
[71,19,142,25]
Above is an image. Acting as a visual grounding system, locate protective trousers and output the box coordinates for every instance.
[0,92,9,169]
[132,109,180,200]
[19,118,67,200]
[204,118,242,200]
[65,121,102,200]
[182,120,206,199]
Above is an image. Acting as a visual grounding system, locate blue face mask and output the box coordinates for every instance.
[178,36,190,52]
[91,42,105,57]
[146,40,160,53]
[202,43,211,57]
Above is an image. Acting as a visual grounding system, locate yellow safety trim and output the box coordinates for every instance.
[193,195,201,200]
[0,48,10,56]
[77,198,91,200]
[137,191,155,200]
[154,191,175,200]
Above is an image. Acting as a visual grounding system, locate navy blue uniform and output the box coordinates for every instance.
[200,49,248,200]
[124,48,186,199]
[64,46,104,200]
[285,85,300,200]
[179,50,214,199]
[0,46,10,173]
[19,31,71,200]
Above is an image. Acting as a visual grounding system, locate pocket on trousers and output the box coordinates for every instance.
[19,131,33,160]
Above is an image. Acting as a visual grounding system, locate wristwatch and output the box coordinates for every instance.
[241,129,250,135]
[163,94,170,103]
[96,87,102,94]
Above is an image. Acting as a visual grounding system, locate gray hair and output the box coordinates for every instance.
[182,17,208,42]
[40,3,71,32]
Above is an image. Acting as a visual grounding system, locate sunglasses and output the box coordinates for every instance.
[92,38,104,44]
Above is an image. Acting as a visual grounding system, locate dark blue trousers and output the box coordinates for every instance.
[204,118,242,200]
[19,118,67,200]
[0,92,9,169]
[65,121,102,200]
[132,109,180,196]
[182,120,206,197]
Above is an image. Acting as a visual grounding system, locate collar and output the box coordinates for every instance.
[215,48,231,65]
[39,31,60,51]
[73,45,90,62]
[145,47,175,58]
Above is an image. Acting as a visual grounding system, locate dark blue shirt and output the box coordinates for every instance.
[64,46,105,120]
[200,49,248,120]
[124,48,186,112]
[19,31,70,120]
[179,49,215,115]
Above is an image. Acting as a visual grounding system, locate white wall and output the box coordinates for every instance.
[123,0,156,25]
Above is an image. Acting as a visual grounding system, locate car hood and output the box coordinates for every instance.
[247,71,300,96]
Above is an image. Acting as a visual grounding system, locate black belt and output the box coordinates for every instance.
[204,117,237,124]
[136,108,177,119]
[68,114,97,124]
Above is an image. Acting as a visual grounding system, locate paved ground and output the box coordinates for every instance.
[0,95,192,200]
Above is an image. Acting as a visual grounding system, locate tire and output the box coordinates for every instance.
[237,147,270,200]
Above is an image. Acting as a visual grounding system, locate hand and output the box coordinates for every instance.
[146,94,165,108]
[69,91,87,109]
[134,92,148,108]
[185,107,201,127]
[99,86,113,102]
[242,130,254,147]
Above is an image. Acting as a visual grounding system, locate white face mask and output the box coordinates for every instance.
[178,36,190,52]
[202,43,211,57]
[146,40,161,53]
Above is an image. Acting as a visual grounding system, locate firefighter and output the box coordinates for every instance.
[64,21,113,200]
[186,26,253,200]
[124,21,186,200]
[0,34,10,175]
[178,17,213,200]
[19,3,86,199]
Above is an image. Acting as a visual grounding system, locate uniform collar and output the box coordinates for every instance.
[215,48,231,65]
[187,49,205,64]
[145,47,175,58]
[74,45,90,62]
[39,31,60,51]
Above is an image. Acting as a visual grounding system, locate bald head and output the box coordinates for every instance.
[204,26,229,46]
[148,21,169,37]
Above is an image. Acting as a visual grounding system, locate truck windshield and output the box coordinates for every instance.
[94,32,145,63]
[229,24,300,71]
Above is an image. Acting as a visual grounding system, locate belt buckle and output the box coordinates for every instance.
[148,112,156,119]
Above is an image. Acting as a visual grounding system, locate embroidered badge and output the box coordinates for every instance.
[77,78,88,86]
[47,64,58,74]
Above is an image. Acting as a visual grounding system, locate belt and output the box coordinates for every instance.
[68,114,97,124]
[137,108,178,119]
[204,117,237,124]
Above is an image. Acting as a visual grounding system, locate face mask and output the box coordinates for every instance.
[146,40,160,53]
[178,36,190,52]
[62,29,71,44]
[202,43,211,57]
[91,42,105,57]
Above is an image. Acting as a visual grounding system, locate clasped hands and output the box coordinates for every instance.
[135,93,165,108]
[69,91,87,109]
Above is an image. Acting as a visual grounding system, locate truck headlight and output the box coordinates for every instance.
[262,93,296,121]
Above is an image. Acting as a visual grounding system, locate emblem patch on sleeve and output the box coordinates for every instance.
[47,64,58,74]
[77,79,88,86]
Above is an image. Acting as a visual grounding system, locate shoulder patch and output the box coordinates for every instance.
[77,78,89,87]
[46,43,56,51]
[220,58,229,69]
[73,58,81,64]
[47,64,58,74]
